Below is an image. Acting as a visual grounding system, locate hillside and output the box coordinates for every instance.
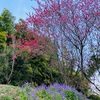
[0,85,28,100]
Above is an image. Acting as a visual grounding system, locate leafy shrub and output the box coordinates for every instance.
[64,90,79,100]
[19,91,28,100]
[36,89,52,100]
[11,56,62,86]
[22,83,88,100]
[88,94,100,100]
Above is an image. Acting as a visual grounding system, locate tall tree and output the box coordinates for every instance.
[0,9,16,84]
[26,0,100,93]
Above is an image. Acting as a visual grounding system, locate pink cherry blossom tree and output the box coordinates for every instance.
[26,0,100,93]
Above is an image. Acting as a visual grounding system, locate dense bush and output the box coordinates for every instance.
[22,83,88,100]
[10,56,62,86]
[88,94,100,100]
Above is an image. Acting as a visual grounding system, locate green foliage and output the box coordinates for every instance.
[0,95,12,100]
[29,56,62,85]
[0,8,15,34]
[88,94,100,100]
[0,46,14,84]
[37,89,52,100]
[37,89,62,100]
[0,8,15,47]
[0,9,16,84]
[19,91,28,100]
[69,71,90,96]
[36,89,64,100]
[10,56,31,85]
[64,90,79,100]
[0,84,28,100]
[0,32,7,47]
[10,55,62,86]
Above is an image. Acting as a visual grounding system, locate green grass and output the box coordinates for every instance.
[0,84,28,100]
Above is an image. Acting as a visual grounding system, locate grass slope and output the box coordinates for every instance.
[0,84,27,100]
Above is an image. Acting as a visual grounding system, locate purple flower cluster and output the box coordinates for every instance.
[23,83,88,100]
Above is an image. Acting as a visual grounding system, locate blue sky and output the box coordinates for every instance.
[0,0,38,22]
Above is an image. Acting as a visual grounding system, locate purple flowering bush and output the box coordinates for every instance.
[22,83,88,100]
